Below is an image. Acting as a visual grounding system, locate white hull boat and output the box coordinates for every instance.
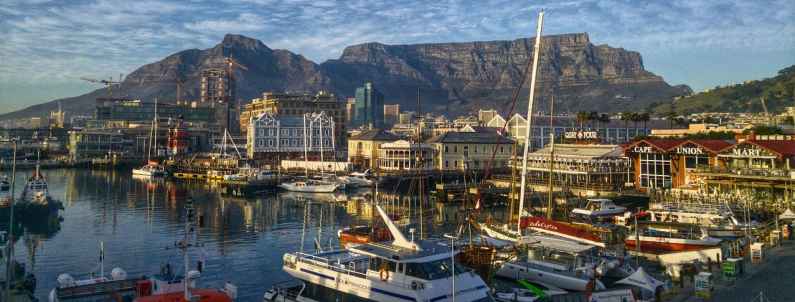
[279,180,339,193]
[571,198,627,217]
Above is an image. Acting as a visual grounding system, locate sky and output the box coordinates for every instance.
[1,0,793,114]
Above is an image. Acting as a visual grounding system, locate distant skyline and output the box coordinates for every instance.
[1,0,793,114]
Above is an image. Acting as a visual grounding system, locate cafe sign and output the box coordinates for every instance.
[565,131,598,140]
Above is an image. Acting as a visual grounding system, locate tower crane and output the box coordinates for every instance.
[80,76,122,97]
[759,97,772,125]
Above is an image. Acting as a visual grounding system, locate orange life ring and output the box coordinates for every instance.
[379,264,390,281]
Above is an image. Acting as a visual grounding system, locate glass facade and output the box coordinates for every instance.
[354,82,384,128]
[639,152,672,189]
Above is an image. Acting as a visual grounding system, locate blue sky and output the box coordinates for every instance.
[1,0,793,114]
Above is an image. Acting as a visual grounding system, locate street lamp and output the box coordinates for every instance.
[443,233,458,302]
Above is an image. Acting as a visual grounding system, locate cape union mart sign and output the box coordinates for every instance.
[632,145,705,155]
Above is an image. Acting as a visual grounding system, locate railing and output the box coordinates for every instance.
[293,252,368,279]
[693,167,792,178]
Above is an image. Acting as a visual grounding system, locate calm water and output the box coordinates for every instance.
[1,168,474,301]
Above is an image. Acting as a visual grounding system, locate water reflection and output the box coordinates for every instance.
[0,168,497,301]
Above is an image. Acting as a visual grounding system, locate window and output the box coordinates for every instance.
[453,146,457,153]
[445,146,448,153]
[404,259,465,280]
[445,161,449,168]
[639,152,672,189]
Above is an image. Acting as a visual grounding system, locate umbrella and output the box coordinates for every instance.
[616,267,664,293]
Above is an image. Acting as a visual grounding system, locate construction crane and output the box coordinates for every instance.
[81,76,122,97]
[224,56,248,80]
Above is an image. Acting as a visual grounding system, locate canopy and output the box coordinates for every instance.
[780,208,795,220]
[616,267,664,292]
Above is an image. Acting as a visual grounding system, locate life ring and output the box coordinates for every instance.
[379,264,390,281]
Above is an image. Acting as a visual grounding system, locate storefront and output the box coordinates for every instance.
[624,139,732,191]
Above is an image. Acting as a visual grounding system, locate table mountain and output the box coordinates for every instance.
[1,33,689,121]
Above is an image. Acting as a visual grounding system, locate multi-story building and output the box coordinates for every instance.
[200,68,237,133]
[239,91,344,146]
[427,128,514,171]
[346,97,356,124]
[347,129,401,170]
[354,82,384,128]
[94,98,215,127]
[384,104,400,126]
[377,140,435,172]
[247,112,336,163]
[68,129,127,160]
[489,113,654,148]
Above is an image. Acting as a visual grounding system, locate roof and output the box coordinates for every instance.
[742,140,795,158]
[531,144,624,159]
[624,139,734,154]
[350,129,400,141]
[426,131,513,144]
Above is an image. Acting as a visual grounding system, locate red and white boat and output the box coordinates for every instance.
[337,225,391,248]
[625,223,722,252]
[521,216,607,248]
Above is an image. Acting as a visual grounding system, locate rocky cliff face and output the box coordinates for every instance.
[1,33,689,120]
[322,32,688,114]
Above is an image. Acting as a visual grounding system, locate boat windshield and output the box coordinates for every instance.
[403,259,466,280]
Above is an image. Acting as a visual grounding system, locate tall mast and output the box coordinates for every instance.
[546,95,555,219]
[4,141,17,302]
[303,114,309,177]
[517,11,545,234]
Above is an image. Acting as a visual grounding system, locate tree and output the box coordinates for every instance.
[639,112,651,130]
[620,111,632,128]
[588,111,599,128]
[576,111,590,129]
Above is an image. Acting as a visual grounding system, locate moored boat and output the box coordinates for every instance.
[279,179,339,193]
[625,222,722,252]
[132,161,168,177]
[279,205,493,302]
[571,198,627,217]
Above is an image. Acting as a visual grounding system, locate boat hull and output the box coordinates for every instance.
[279,183,338,193]
[496,262,603,292]
[624,236,722,252]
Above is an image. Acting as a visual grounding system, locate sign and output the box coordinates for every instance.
[732,148,761,157]
[632,146,654,153]
[675,146,704,155]
[565,131,598,140]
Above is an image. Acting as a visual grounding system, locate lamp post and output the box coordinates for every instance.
[443,233,458,302]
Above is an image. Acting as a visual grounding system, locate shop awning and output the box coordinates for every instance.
[616,267,664,292]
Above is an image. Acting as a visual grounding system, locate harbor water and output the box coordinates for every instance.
[1,168,477,301]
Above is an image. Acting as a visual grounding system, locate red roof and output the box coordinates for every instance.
[624,139,689,152]
[744,140,795,158]
[684,139,734,153]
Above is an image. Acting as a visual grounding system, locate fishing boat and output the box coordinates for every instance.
[49,243,144,302]
[275,205,493,302]
[20,161,50,206]
[494,280,567,302]
[571,198,627,217]
[495,234,608,292]
[625,222,722,252]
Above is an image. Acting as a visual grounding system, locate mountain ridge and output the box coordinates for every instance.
[0,33,690,121]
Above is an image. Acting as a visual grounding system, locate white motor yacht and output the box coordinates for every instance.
[132,162,168,177]
[275,205,494,302]
[571,198,627,217]
[279,179,340,193]
[339,170,375,188]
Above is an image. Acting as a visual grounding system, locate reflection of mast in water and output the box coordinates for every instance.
[23,231,41,272]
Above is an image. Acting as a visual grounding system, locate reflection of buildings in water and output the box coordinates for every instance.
[434,202,459,226]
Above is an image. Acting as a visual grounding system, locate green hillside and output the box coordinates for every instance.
[650,65,795,115]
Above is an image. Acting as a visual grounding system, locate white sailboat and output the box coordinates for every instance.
[271,205,493,302]
[133,98,167,178]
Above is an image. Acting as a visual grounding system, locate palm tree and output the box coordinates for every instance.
[598,113,610,135]
[620,111,632,128]
[576,111,590,129]
[588,111,599,128]
[640,112,651,130]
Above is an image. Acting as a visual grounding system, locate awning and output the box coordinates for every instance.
[780,208,795,220]
[616,267,664,292]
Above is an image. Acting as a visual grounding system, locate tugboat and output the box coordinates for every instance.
[271,205,493,302]
[18,159,63,216]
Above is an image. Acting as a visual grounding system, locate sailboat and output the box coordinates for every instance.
[133,98,167,178]
[279,113,340,193]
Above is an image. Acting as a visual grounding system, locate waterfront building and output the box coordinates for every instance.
[246,112,335,163]
[398,111,415,125]
[347,129,401,171]
[94,98,215,127]
[486,114,507,128]
[492,113,653,148]
[68,129,127,160]
[383,104,400,126]
[623,139,734,191]
[353,82,384,128]
[427,127,514,171]
[200,68,237,133]
[345,97,356,124]
[376,140,435,172]
[239,91,344,146]
[453,115,480,128]
[519,144,631,193]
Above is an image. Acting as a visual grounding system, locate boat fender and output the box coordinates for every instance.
[379,264,390,281]
[111,267,128,280]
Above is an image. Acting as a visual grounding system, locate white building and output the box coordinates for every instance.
[377,140,436,172]
[247,112,335,159]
